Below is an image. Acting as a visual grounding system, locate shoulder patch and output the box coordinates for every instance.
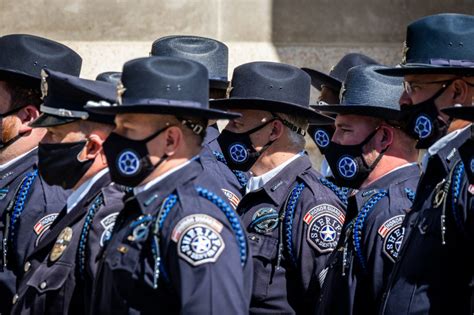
[304,204,345,253]
[221,189,240,210]
[34,213,59,246]
[378,214,405,263]
[100,212,119,247]
[172,214,225,267]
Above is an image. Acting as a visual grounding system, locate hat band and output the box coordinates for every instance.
[40,104,89,120]
[404,58,474,67]
[118,97,206,108]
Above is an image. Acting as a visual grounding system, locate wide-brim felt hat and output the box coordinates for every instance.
[312,65,403,120]
[442,105,474,122]
[377,14,474,77]
[210,61,334,124]
[96,71,121,84]
[0,34,81,86]
[151,35,229,90]
[302,53,379,91]
[30,69,116,128]
[85,56,240,120]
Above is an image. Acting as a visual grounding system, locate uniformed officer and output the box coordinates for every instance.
[375,13,474,314]
[86,56,253,314]
[151,35,246,205]
[11,69,124,314]
[311,65,420,315]
[210,61,344,314]
[443,105,474,182]
[0,34,81,314]
[302,53,379,204]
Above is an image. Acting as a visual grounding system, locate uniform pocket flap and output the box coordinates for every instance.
[26,262,72,293]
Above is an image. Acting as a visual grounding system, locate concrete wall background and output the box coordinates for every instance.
[1,0,473,165]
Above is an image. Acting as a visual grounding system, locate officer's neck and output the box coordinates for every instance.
[250,150,299,177]
[360,155,415,189]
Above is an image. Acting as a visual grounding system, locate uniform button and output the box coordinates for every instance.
[39,281,47,289]
[24,261,31,272]
[12,294,18,304]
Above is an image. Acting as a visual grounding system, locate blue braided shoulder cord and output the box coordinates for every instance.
[319,178,348,206]
[404,188,416,203]
[8,170,39,248]
[151,194,177,289]
[196,186,247,266]
[212,151,248,188]
[77,193,105,278]
[450,162,465,235]
[283,183,305,267]
[352,190,388,272]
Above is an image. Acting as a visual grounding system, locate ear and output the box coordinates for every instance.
[378,125,394,151]
[16,105,40,133]
[269,119,285,141]
[80,134,103,161]
[162,126,182,156]
[452,80,470,104]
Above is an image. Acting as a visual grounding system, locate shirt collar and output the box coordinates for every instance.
[133,156,198,195]
[0,147,37,171]
[67,168,109,213]
[246,151,304,194]
[421,124,471,172]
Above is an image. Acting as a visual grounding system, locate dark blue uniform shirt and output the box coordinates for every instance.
[91,157,253,315]
[11,171,123,315]
[238,154,346,314]
[380,126,474,315]
[0,149,69,314]
[316,163,420,315]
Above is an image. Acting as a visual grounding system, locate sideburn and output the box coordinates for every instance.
[2,116,20,143]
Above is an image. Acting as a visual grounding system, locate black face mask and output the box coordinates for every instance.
[458,124,474,184]
[38,141,93,189]
[308,125,335,155]
[103,126,169,187]
[0,106,26,150]
[217,118,277,172]
[325,128,388,189]
[400,82,452,149]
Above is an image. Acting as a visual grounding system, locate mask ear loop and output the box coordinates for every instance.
[359,126,390,170]
[76,140,91,163]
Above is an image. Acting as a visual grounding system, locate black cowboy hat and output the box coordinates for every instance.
[0,34,81,86]
[210,61,333,124]
[85,56,239,120]
[151,35,229,90]
[312,65,403,120]
[96,71,121,84]
[442,105,474,122]
[302,53,379,91]
[30,69,116,128]
[378,14,474,76]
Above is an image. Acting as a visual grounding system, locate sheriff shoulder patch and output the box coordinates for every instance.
[304,204,345,253]
[172,214,225,267]
[378,214,405,263]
